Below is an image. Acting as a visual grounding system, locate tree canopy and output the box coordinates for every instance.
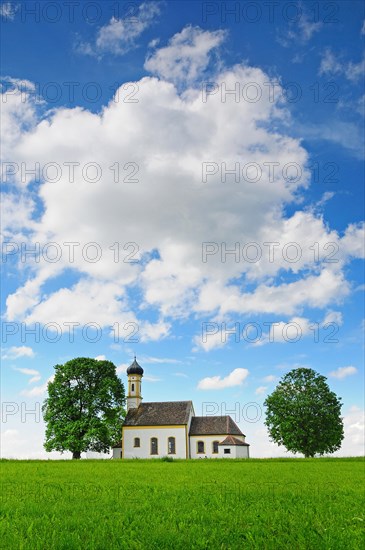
[43,357,125,459]
[264,367,344,457]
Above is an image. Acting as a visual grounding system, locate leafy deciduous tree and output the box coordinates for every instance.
[43,357,125,459]
[264,367,344,457]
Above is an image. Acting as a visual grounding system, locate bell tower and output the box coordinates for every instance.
[126,357,143,411]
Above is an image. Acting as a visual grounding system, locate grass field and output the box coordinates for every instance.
[1,457,364,549]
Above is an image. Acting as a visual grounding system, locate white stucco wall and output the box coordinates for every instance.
[189,435,249,459]
[189,435,229,458]
[123,426,187,459]
[219,445,250,458]
[236,445,250,458]
[186,404,195,458]
[112,447,122,459]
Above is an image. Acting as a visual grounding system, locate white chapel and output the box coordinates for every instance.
[113,358,250,459]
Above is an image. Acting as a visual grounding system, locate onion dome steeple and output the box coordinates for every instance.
[126,356,144,376]
[126,357,143,410]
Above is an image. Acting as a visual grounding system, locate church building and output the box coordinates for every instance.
[113,358,250,459]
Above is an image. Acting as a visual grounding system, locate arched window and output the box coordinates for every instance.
[150,437,158,455]
[197,441,205,454]
[131,383,135,392]
[168,437,176,454]
[134,437,140,448]
[212,441,219,454]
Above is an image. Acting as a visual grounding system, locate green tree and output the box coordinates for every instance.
[264,368,344,457]
[43,357,125,459]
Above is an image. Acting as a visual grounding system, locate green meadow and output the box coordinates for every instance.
[1,457,364,549]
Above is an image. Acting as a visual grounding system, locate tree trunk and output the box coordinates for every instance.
[72,451,81,459]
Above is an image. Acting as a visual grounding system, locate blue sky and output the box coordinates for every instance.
[1,0,364,458]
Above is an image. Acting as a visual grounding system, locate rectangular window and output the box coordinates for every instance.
[134,437,140,448]
[197,441,205,454]
[168,437,176,454]
[224,448,231,454]
[212,441,219,454]
[150,437,158,455]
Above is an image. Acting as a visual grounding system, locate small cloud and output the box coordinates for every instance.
[2,346,35,359]
[319,48,343,76]
[361,20,365,35]
[356,94,365,117]
[141,356,182,364]
[292,53,304,64]
[77,2,162,57]
[13,367,41,384]
[296,14,322,43]
[319,48,365,83]
[144,25,226,86]
[95,355,107,361]
[262,375,277,383]
[0,2,18,20]
[253,317,312,346]
[277,10,322,47]
[329,366,358,379]
[345,57,365,82]
[173,372,188,378]
[116,363,128,375]
[193,327,225,352]
[139,320,171,342]
[255,386,268,396]
[20,375,54,397]
[322,310,343,326]
[28,375,41,384]
[297,119,365,160]
[1,76,35,93]
[148,38,160,48]
[198,368,249,390]
[13,367,39,376]
[315,192,335,210]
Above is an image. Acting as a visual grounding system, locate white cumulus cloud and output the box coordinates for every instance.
[77,2,162,57]
[198,368,249,390]
[255,386,268,396]
[1,55,363,348]
[145,25,226,85]
[2,346,35,359]
[329,366,358,379]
